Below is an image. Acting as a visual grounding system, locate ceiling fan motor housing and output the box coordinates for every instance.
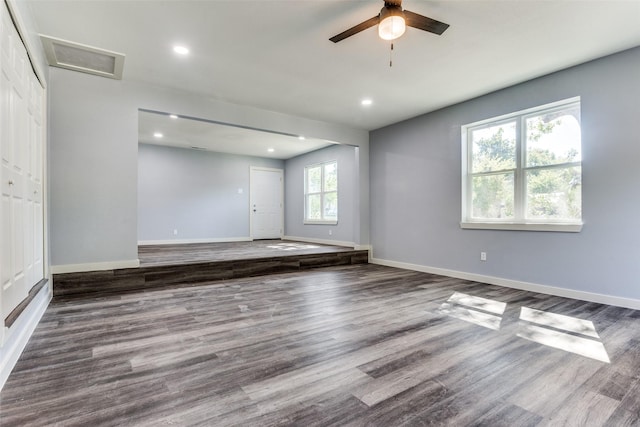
[380,3,404,19]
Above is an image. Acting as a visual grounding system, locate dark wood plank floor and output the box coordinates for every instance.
[2,264,640,426]
[138,240,360,267]
[53,240,368,299]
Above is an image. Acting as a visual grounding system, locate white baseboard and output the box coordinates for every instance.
[283,235,355,248]
[0,281,52,391]
[370,257,640,310]
[138,237,252,246]
[51,259,141,275]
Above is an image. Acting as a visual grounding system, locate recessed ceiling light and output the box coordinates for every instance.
[153,132,163,138]
[169,114,178,119]
[361,99,373,106]
[298,136,306,140]
[267,148,275,153]
[173,45,189,55]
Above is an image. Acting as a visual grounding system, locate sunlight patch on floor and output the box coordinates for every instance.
[438,292,506,330]
[268,243,320,251]
[517,307,610,363]
[436,296,610,362]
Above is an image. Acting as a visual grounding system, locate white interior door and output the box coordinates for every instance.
[0,2,44,321]
[26,72,43,288]
[1,6,28,316]
[250,167,283,240]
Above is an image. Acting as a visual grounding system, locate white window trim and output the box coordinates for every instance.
[304,220,338,225]
[304,160,338,225]
[460,222,582,233]
[461,97,583,232]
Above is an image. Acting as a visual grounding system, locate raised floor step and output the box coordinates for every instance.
[53,241,369,299]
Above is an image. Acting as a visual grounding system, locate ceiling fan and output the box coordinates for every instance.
[329,0,449,43]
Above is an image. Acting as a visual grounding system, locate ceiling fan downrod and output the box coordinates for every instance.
[389,42,394,67]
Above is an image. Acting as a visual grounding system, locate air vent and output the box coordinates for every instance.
[40,35,124,80]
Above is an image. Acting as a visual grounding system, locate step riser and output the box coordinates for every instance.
[53,251,369,299]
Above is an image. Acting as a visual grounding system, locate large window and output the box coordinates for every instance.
[305,160,337,224]
[461,98,582,232]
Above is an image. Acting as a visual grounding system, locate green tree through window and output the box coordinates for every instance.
[305,160,338,223]
[463,98,581,230]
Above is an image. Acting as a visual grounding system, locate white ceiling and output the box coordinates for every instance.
[27,0,640,153]
[138,110,336,160]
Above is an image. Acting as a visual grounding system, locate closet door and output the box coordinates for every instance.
[0,8,10,317]
[0,2,42,318]
[28,74,44,287]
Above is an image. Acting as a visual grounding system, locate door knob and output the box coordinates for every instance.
[8,180,14,185]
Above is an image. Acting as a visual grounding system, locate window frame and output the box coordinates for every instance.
[304,160,338,225]
[461,97,583,232]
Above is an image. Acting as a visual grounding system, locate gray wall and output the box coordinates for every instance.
[48,67,368,268]
[370,47,640,301]
[284,144,357,244]
[138,144,283,242]
[49,69,138,266]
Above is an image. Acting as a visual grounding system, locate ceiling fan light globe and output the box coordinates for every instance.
[378,15,405,40]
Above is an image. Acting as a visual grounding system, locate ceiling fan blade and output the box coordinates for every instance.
[329,16,380,43]
[403,10,450,35]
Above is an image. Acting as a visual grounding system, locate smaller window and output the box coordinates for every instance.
[305,160,337,224]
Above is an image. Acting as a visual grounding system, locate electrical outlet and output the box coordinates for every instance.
[173,229,178,235]
[480,252,487,261]
[329,230,332,236]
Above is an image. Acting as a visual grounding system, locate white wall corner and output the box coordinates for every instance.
[370,257,640,310]
[0,283,52,391]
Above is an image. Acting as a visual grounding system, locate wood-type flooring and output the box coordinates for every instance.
[138,240,362,267]
[53,240,368,299]
[2,264,639,426]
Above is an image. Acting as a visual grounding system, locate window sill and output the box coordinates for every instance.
[304,220,338,226]
[460,221,583,233]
